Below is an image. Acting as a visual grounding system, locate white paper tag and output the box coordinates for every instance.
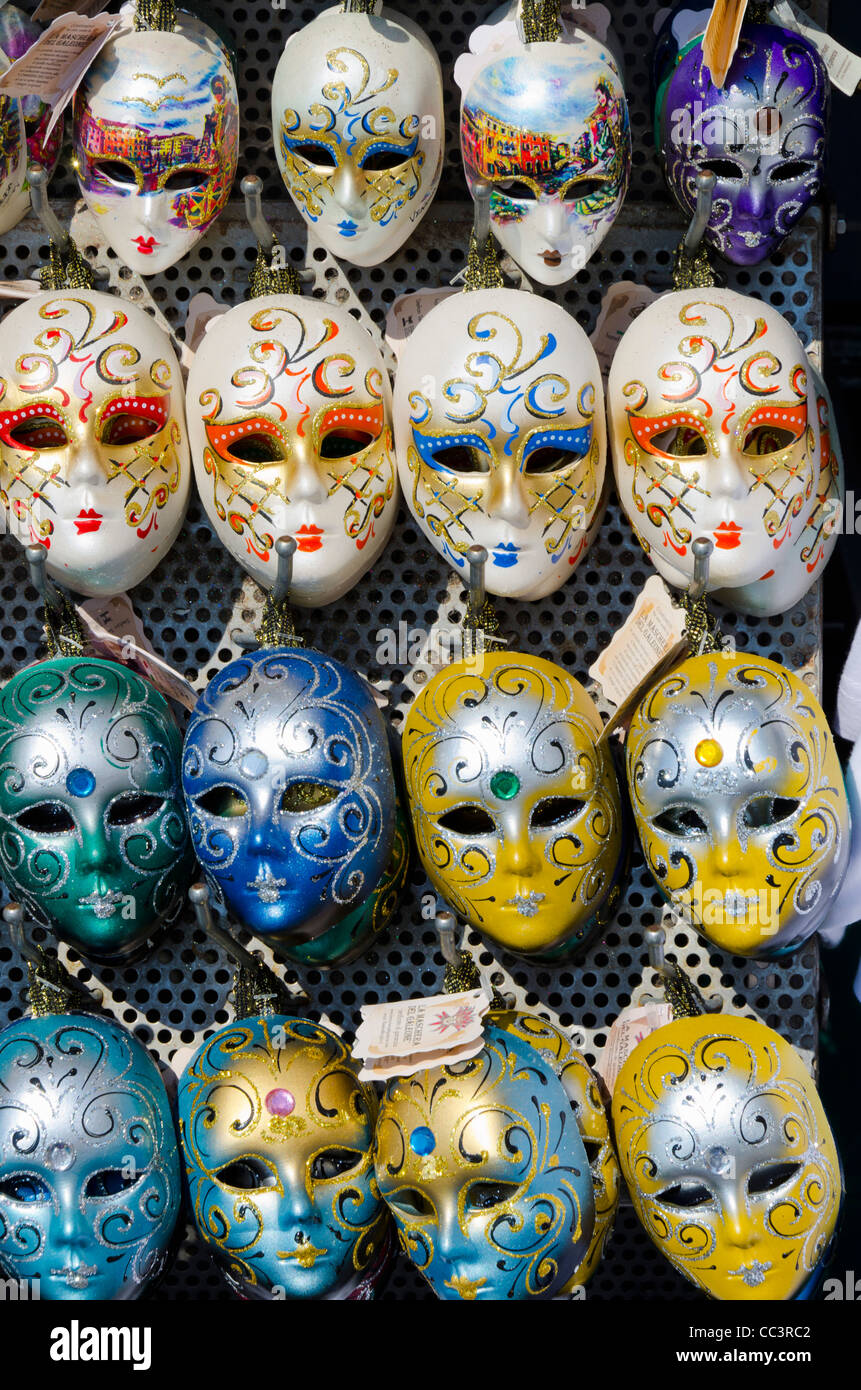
[590,574,687,718]
[77,593,199,712]
[0,280,41,301]
[771,0,861,95]
[32,0,111,22]
[596,1001,674,1096]
[184,292,228,356]
[353,989,491,1081]
[0,12,124,138]
[384,287,460,360]
[590,281,660,383]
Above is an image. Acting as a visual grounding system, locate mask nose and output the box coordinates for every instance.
[541,199,566,241]
[486,461,530,531]
[435,1198,470,1265]
[278,1174,316,1230]
[735,167,770,222]
[710,444,750,503]
[496,808,542,879]
[711,808,743,878]
[287,437,326,506]
[65,434,105,489]
[52,1184,91,1255]
[332,162,366,221]
[75,819,118,878]
[720,1186,757,1250]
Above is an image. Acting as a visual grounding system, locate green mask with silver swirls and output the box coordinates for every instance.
[0,657,192,960]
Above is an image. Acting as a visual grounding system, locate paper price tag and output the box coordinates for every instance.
[596,1001,673,1097]
[77,593,199,712]
[771,0,861,95]
[353,989,491,1082]
[590,282,660,383]
[385,287,460,360]
[590,576,687,737]
[0,12,123,140]
[32,0,111,22]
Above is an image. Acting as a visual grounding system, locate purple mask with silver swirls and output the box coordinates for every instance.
[659,21,829,266]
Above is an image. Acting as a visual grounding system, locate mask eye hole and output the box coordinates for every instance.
[742,796,800,830]
[771,160,813,184]
[465,1180,519,1212]
[523,447,585,475]
[0,1174,51,1204]
[581,1137,603,1165]
[429,444,490,475]
[562,176,608,203]
[15,802,75,835]
[280,781,340,814]
[649,426,708,459]
[700,158,745,181]
[106,793,165,828]
[292,142,338,169]
[195,785,250,819]
[742,424,798,457]
[657,1183,712,1209]
[227,433,288,464]
[389,1187,435,1218]
[7,417,69,451]
[84,1168,143,1199]
[438,805,496,836]
[93,159,138,187]
[360,149,409,172]
[163,167,205,191]
[494,179,537,202]
[747,1161,801,1195]
[215,1158,279,1192]
[320,429,375,461]
[311,1149,361,1181]
[100,413,162,447]
[530,797,585,829]
[653,807,708,838]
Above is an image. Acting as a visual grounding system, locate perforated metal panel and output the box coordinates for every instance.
[0,0,829,1302]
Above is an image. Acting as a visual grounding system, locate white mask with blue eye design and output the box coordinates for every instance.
[393,287,607,599]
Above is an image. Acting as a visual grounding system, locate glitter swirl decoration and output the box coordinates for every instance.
[625,652,850,957]
[178,1015,391,1300]
[402,650,624,958]
[0,1013,181,1300]
[0,657,192,960]
[612,1014,842,1301]
[374,1012,596,1300]
[182,647,396,944]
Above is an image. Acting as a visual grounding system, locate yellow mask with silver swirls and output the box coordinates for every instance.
[373,1010,602,1300]
[402,651,625,958]
[626,651,850,957]
[177,1016,391,1300]
[612,1013,842,1301]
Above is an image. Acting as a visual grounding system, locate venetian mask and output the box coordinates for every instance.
[0,5,63,236]
[186,294,398,605]
[394,288,606,599]
[72,11,239,275]
[403,650,625,959]
[608,288,843,617]
[655,11,829,267]
[0,1011,181,1299]
[182,647,397,946]
[178,1015,391,1299]
[626,651,851,958]
[0,657,193,962]
[0,290,191,597]
[456,26,631,284]
[272,5,444,266]
[374,1009,598,1300]
[612,1012,842,1300]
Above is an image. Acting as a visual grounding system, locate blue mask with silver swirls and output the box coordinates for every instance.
[181,647,397,947]
[0,657,193,962]
[374,1015,596,1300]
[0,1011,181,1299]
[178,1014,392,1299]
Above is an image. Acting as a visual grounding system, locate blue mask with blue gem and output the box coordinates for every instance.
[0,1010,181,1300]
[181,647,397,946]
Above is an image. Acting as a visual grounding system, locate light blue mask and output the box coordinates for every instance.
[181,647,396,947]
[0,1012,181,1300]
[178,1015,391,1299]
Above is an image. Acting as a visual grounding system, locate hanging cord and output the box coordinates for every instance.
[39,238,95,292]
[663,963,710,1019]
[749,2,772,22]
[520,0,561,43]
[246,243,302,300]
[255,591,305,649]
[672,242,716,291]
[135,0,177,32]
[44,591,87,659]
[679,589,722,655]
[28,950,78,1018]
[462,228,505,293]
[341,0,377,10]
[233,958,291,1021]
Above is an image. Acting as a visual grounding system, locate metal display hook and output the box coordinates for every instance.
[29,164,71,254]
[230,534,297,649]
[683,170,717,258]
[687,536,714,602]
[242,173,312,285]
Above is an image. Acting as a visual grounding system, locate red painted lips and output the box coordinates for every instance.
[74,508,102,535]
[713,521,742,550]
[295,525,323,553]
[133,236,159,255]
